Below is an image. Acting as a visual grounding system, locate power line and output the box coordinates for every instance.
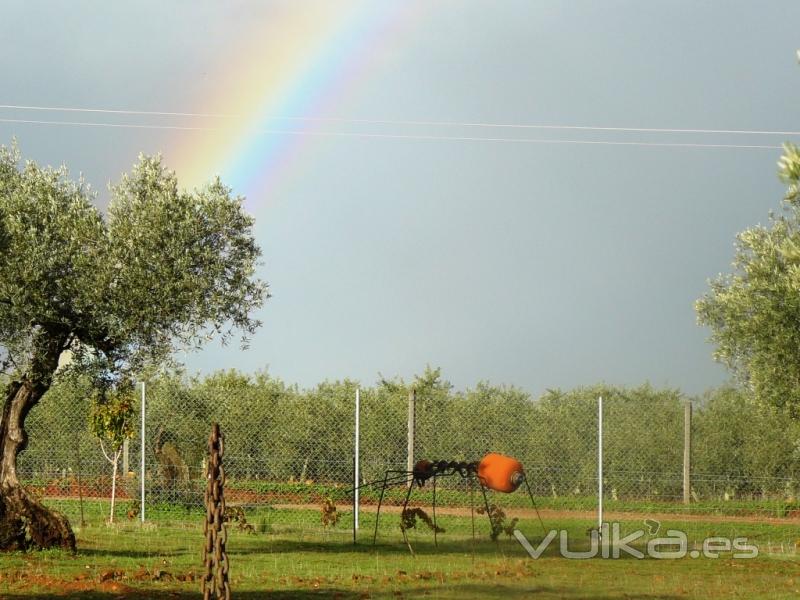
[0,103,798,137]
[0,118,209,133]
[0,117,783,150]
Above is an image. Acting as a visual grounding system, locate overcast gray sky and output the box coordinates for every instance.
[2,1,799,395]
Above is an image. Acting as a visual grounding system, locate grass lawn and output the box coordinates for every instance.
[0,500,798,599]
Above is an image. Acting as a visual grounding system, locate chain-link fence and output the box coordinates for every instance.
[17,372,800,536]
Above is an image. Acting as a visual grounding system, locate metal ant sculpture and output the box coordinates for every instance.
[352,452,545,552]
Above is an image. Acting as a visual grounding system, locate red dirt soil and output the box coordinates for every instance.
[35,489,800,525]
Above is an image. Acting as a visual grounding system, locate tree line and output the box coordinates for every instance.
[19,367,800,503]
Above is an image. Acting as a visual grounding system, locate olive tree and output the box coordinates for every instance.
[696,143,800,415]
[0,143,266,551]
[89,385,135,524]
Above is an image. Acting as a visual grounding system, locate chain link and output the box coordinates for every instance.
[16,377,800,533]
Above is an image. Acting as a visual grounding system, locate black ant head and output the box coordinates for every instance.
[413,460,434,484]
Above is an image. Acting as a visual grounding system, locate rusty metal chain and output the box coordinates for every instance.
[202,423,230,600]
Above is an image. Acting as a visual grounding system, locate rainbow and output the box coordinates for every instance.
[170,1,429,210]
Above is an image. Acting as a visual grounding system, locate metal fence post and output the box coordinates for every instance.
[598,395,603,530]
[683,400,692,505]
[407,388,416,486]
[354,387,360,535]
[140,380,146,523]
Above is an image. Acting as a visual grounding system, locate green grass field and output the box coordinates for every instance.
[0,500,798,599]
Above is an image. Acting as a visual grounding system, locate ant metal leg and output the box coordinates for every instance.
[523,475,548,538]
[372,471,389,545]
[432,475,438,548]
[400,479,416,555]
[372,470,411,545]
[469,477,476,552]
[479,483,496,540]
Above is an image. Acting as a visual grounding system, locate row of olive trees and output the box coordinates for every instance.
[19,367,800,502]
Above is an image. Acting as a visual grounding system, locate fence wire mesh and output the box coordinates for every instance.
[17,372,800,545]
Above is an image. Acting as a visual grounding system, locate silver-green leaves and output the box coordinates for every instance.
[0,143,267,384]
[697,143,800,416]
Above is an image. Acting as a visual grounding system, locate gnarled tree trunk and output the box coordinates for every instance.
[0,349,76,551]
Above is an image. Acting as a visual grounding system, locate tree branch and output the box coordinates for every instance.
[98,439,114,465]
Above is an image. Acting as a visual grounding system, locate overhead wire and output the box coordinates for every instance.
[0,103,798,137]
[0,117,785,150]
